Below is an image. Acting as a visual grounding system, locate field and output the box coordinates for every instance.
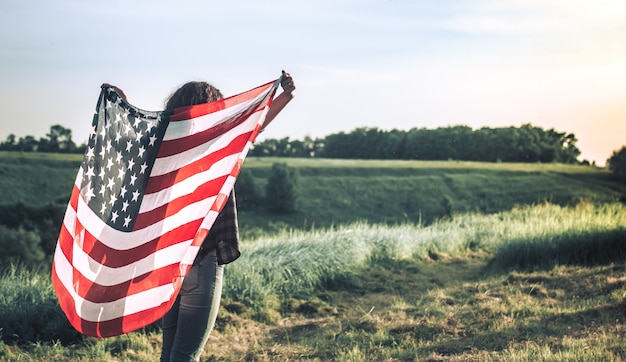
[0,152,625,361]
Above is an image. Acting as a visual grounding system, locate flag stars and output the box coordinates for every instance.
[123,216,132,228]
[148,134,157,146]
[107,177,116,190]
[84,187,95,203]
[126,140,133,153]
[132,190,140,202]
[140,162,148,174]
[111,211,119,223]
[85,166,95,178]
[86,147,95,161]
[138,146,146,158]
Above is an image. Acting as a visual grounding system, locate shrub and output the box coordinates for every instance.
[264,163,299,213]
[607,146,626,181]
[234,169,263,210]
[0,225,45,266]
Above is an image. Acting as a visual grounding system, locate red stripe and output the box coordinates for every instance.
[59,216,204,269]
[69,262,182,303]
[133,175,228,230]
[158,108,263,158]
[145,131,252,194]
[168,80,274,122]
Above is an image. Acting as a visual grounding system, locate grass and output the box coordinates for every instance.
[1,202,625,361]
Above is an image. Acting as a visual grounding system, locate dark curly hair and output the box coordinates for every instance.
[164,81,223,110]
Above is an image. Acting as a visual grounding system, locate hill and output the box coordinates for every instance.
[2,151,624,236]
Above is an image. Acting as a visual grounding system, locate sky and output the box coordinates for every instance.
[1,0,625,166]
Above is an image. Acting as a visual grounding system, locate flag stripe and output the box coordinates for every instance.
[167,80,274,122]
[145,131,252,194]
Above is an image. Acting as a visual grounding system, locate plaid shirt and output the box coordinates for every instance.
[199,190,241,265]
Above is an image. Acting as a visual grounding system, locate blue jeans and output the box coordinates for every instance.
[160,249,224,362]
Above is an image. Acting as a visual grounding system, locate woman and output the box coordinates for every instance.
[161,72,295,361]
[106,71,296,361]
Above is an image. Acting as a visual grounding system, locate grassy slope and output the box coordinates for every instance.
[2,152,623,221]
[1,152,625,361]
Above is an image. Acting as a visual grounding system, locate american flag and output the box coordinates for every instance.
[52,77,281,337]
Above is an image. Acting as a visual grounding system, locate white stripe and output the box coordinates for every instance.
[54,246,176,322]
[162,97,258,141]
[150,112,263,177]
[139,153,241,213]
[67,194,216,250]
[71,238,193,286]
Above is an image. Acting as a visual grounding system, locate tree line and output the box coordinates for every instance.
[250,124,584,164]
[0,122,599,165]
[0,125,85,153]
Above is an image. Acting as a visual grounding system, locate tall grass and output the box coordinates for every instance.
[0,265,80,345]
[2,202,625,360]
[223,202,626,314]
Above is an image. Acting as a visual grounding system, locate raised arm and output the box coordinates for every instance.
[262,70,296,131]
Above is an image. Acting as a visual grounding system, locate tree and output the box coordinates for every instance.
[265,163,299,213]
[234,169,263,210]
[39,124,76,153]
[0,134,17,151]
[607,146,626,181]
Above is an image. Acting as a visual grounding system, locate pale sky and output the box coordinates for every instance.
[1,0,625,165]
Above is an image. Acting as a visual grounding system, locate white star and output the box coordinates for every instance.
[98,185,106,196]
[111,211,119,223]
[122,201,129,212]
[117,169,125,181]
[126,140,133,153]
[83,187,95,203]
[132,190,141,202]
[100,202,107,215]
[105,140,112,153]
[127,158,135,170]
[120,185,127,198]
[99,126,107,138]
[140,162,148,174]
[123,215,132,228]
[124,123,133,135]
[116,151,123,163]
[107,177,115,190]
[98,167,106,179]
[129,173,137,186]
[138,146,146,158]
[106,157,114,170]
[99,145,106,158]
[89,125,97,139]
[85,166,95,178]
[148,134,157,146]
[109,194,118,206]
[115,131,122,143]
[86,147,95,161]
[135,131,143,143]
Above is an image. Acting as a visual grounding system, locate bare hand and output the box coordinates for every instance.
[280,70,296,96]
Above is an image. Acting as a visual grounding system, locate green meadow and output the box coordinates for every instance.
[1,151,625,361]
